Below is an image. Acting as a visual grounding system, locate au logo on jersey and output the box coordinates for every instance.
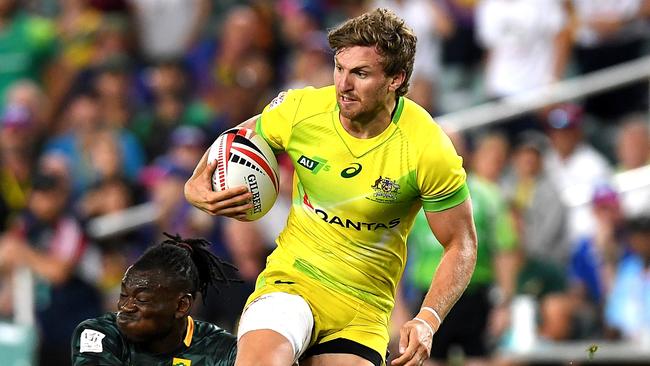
[368,176,400,203]
[297,155,329,174]
[172,358,191,366]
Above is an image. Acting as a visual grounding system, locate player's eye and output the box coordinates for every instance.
[135,297,150,303]
[356,72,367,78]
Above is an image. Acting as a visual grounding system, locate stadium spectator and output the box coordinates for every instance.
[44,92,145,197]
[276,0,325,50]
[615,115,650,217]
[476,0,573,138]
[0,105,36,231]
[3,80,51,148]
[503,130,569,267]
[543,103,612,242]
[57,0,105,72]
[0,171,101,366]
[572,0,650,121]
[569,184,628,338]
[92,56,135,129]
[604,215,650,341]
[471,131,510,184]
[71,233,238,365]
[187,5,269,98]
[127,0,210,61]
[0,0,59,109]
[282,31,333,90]
[438,0,483,74]
[509,247,574,342]
[131,59,215,160]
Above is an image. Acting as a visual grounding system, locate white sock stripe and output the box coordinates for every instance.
[420,306,442,325]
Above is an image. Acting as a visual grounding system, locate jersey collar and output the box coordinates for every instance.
[332,97,403,158]
[183,316,195,347]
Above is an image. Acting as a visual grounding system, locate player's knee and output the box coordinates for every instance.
[236,329,296,366]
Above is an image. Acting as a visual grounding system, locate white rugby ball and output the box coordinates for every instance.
[207,127,279,221]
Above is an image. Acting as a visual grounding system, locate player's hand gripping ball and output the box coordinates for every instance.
[208,128,280,221]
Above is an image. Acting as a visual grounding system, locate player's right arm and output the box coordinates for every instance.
[183,116,258,219]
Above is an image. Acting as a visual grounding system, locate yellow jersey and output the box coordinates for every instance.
[255,86,467,312]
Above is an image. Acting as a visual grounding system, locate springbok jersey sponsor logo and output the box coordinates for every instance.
[172,358,192,366]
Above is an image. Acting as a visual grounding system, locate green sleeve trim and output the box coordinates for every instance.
[422,183,469,212]
[255,116,264,136]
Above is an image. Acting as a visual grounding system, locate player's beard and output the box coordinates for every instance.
[338,94,385,125]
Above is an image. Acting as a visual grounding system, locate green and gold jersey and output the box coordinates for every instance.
[256,86,468,313]
[71,313,236,366]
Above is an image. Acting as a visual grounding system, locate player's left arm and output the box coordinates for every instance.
[392,199,477,365]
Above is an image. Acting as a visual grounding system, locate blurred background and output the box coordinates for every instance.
[0,0,649,365]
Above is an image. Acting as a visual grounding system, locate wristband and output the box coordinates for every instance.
[420,306,442,326]
[413,317,434,337]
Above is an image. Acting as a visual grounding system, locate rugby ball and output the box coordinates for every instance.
[207,127,279,221]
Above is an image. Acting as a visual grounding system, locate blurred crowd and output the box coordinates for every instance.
[0,0,649,365]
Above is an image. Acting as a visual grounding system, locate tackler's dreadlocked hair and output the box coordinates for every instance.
[132,233,241,302]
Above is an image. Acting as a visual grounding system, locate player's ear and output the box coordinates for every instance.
[388,71,405,93]
[176,293,193,318]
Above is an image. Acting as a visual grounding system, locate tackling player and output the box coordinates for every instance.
[71,233,239,366]
[185,8,478,366]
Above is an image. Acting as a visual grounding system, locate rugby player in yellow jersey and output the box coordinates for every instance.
[184,8,477,366]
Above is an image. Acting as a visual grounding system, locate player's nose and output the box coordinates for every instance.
[118,297,137,312]
[337,72,353,92]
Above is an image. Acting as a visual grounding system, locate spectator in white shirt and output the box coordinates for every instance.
[543,104,613,242]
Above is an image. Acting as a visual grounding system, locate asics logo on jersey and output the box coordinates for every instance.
[340,163,362,178]
[297,155,329,174]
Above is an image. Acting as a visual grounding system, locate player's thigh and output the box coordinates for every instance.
[237,292,314,365]
[302,353,375,366]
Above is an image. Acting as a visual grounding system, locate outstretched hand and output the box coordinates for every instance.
[184,151,253,221]
[391,318,433,366]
